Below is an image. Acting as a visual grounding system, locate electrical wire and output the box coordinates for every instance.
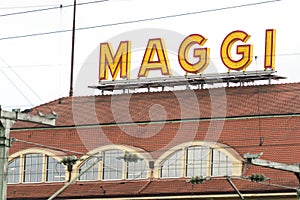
[3,146,241,178]
[0,52,299,72]
[7,130,300,157]
[0,56,44,104]
[0,0,282,41]
[13,138,88,156]
[0,4,62,17]
[0,64,34,107]
[6,134,300,156]
[0,4,59,10]
[3,130,300,183]
[0,0,109,18]
[1,0,299,191]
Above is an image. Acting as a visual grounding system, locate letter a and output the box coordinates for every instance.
[138,38,171,77]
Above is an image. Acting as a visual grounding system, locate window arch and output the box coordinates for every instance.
[211,148,232,176]
[46,156,65,182]
[157,141,242,178]
[77,145,149,181]
[8,157,20,184]
[103,149,123,180]
[127,156,147,179]
[78,156,99,181]
[23,153,43,182]
[186,146,209,177]
[161,150,183,178]
[8,148,66,184]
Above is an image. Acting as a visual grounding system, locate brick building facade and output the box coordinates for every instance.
[7,82,300,199]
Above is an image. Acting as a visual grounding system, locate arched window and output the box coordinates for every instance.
[186,146,209,177]
[78,156,99,181]
[126,160,147,179]
[46,156,65,182]
[159,143,241,178]
[23,153,43,182]
[127,158,147,179]
[103,150,123,180]
[211,149,232,176]
[8,157,20,184]
[8,150,66,184]
[161,150,183,178]
[78,148,147,181]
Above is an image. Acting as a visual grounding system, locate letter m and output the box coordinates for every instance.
[99,41,131,80]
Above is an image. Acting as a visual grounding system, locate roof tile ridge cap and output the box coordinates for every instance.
[26,96,69,112]
[225,82,300,92]
[69,94,110,102]
[41,82,300,105]
[224,82,300,90]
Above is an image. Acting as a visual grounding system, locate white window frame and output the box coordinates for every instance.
[156,141,242,179]
[7,156,21,184]
[8,148,66,184]
[77,145,149,181]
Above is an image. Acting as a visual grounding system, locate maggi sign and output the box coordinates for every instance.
[99,29,276,80]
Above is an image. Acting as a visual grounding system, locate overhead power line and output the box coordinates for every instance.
[0,5,63,17]
[0,0,109,18]
[14,138,88,156]
[0,52,299,70]
[0,4,59,10]
[0,0,281,41]
[0,63,34,107]
[0,56,44,104]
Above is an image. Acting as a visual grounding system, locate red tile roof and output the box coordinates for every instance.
[8,83,300,199]
[12,82,300,128]
[7,178,298,199]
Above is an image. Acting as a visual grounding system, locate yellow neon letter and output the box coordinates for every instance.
[138,38,171,77]
[264,29,276,70]
[99,41,131,80]
[178,34,210,74]
[221,30,253,71]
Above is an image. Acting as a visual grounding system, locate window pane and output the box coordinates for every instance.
[211,149,232,176]
[24,154,43,182]
[8,157,20,184]
[161,150,183,178]
[46,156,65,182]
[79,156,100,181]
[103,150,123,180]
[186,146,209,177]
[127,159,147,179]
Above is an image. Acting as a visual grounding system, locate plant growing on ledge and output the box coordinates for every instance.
[249,173,269,182]
[117,151,143,163]
[61,156,82,181]
[187,176,210,185]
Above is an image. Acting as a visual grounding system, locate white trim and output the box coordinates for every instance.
[76,145,151,181]
[154,141,243,178]
[8,148,66,183]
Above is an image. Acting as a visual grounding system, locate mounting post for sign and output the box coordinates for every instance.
[0,106,56,200]
[69,0,77,97]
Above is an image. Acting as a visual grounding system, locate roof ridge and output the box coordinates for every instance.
[28,82,300,108]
